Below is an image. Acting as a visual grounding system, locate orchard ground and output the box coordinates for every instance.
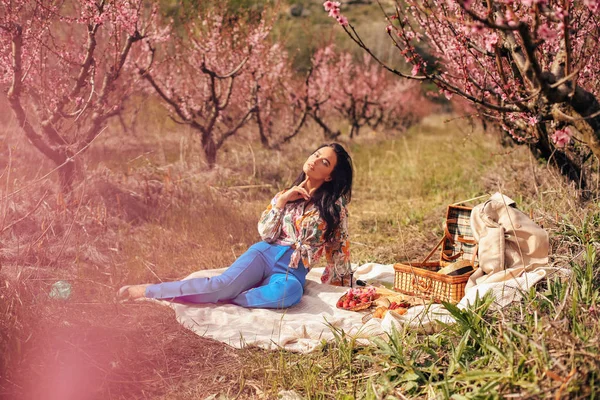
[1,114,598,399]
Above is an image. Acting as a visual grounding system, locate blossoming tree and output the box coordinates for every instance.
[250,41,310,147]
[324,0,600,190]
[0,0,164,191]
[334,52,426,137]
[308,45,428,138]
[139,12,276,167]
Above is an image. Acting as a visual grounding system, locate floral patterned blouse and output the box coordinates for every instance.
[258,191,352,285]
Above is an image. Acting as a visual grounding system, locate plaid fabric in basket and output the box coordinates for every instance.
[442,206,477,262]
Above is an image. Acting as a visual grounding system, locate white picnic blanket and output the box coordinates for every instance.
[151,262,557,353]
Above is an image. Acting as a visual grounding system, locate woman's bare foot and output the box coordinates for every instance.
[117,284,150,300]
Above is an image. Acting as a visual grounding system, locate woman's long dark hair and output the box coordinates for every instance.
[291,143,353,243]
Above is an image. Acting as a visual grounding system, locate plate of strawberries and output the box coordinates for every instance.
[336,287,378,311]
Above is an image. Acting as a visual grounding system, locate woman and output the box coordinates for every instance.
[118,143,353,309]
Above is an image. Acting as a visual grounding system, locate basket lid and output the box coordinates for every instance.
[440,205,477,265]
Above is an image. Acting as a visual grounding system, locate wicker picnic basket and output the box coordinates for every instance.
[393,205,478,304]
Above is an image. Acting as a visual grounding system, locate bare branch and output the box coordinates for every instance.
[563,0,572,79]
[168,115,191,125]
[517,23,549,94]
[143,72,196,127]
[549,68,580,89]
[456,0,521,31]
[96,32,141,106]
[200,57,249,80]
[343,23,427,81]
[215,106,256,149]
[6,23,64,166]
[281,68,313,143]
[1,191,49,234]
[50,23,99,123]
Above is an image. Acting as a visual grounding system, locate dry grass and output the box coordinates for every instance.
[1,276,247,399]
[1,110,599,399]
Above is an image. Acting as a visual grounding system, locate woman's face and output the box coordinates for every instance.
[303,146,338,182]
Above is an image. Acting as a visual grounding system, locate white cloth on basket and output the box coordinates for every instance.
[382,193,554,333]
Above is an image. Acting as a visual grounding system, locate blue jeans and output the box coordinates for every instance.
[145,242,307,309]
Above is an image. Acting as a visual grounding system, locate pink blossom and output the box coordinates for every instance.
[504,10,517,27]
[551,129,572,148]
[443,90,453,100]
[313,0,600,164]
[584,0,600,12]
[484,33,498,52]
[323,1,340,11]
[471,22,484,33]
[329,8,341,18]
[521,0,547,6]
[386,25,393,33]
[337,15,349,27]
[537,24,557,41]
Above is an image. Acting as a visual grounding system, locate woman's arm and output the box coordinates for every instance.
[321,202,351,285]
[257,191,286,242]
[259,179,313,242]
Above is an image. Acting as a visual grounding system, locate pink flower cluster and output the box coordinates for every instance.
[323,1,348,27]
[551,128,572,148]
[483,33,498,52]
[521,0,548,6]
[584,0,600,12]
[537,24,557,41]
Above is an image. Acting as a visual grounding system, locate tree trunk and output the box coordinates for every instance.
[350,123,360,138]
[203,136,217,168]
[57,156,77,193]
[569,88,600,161]
[254,108,271,148]
[532,124,586,191]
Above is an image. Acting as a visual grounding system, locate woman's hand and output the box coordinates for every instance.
[276,178,314,208]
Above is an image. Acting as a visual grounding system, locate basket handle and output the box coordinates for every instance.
[430,222,463,262]
[444,220,456,245]
[422,236,445,263]
[455,236,477,245]
[412,276,432,293]
[441,252,463,261]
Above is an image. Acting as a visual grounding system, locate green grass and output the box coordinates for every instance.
[272,0,406,72]
[234,117,600,399]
